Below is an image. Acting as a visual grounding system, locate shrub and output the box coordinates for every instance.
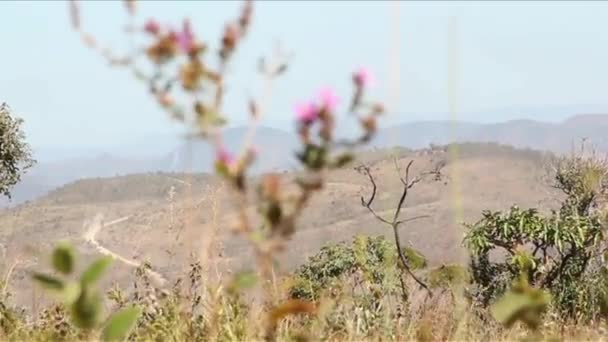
[426,264,469,290]
[465,144,608,321]
[289,235,427,301]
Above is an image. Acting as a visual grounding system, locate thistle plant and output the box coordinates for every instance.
[66,0,383,339]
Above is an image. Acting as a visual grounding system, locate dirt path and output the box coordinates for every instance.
[83,213,167,286]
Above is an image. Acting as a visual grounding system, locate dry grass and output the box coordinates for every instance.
[1,143,603,341]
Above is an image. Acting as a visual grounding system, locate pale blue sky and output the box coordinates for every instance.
[2,1,608,150]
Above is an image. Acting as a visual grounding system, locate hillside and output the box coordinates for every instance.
[0,142,563,309]
[374,113,608,151]
[0,126,298,207]
[3,114,607,208]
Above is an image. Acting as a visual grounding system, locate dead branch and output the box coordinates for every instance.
[358,165,391,225]
[356,157,446,298]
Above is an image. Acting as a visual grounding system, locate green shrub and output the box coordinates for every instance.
[427,264,469,289]
[289,235,427,301]
[464,204,606,320]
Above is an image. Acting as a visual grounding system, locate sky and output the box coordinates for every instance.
[2,1,608,151]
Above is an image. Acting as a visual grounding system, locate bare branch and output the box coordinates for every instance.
[357,164,391,225]
[396,214,430,227]
[404,159,414,185]
[392,221,433,295]
[358,159,438,297]
[393,157,407,186]
[357,165,377,208]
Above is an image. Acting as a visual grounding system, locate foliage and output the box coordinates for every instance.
[490,274,551,330]
[426,264,469,289]
[465,145,608,324]
[0,103,35,199]
[547,141,608,217]
[31,243,141,341]
[403,246,427,270]
[289,235,426,301]
[464,205,606,319]
[6,0,607,340]
[66,4,384,338]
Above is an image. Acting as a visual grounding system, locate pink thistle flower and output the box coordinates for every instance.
[176,19,195,53]
[144,19,160,35]
[353,67,373,88]
[294,102,319,125]
[216,147,235,167]
[317,87,339,113]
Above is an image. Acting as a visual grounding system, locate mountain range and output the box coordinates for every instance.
[3,113,608,207]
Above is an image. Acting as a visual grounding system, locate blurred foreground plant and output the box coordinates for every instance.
[32,243,141,341]
[67,0,383,340]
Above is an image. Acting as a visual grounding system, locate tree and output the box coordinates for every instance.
[357,155,445,300]
[465,142,608,320]
[0,103,35,199]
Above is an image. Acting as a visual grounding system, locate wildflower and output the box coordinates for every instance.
[176,19,195,54]
[223,23,239,50]
[317,87,339,113]
[216,147,235,169]
[156,92,174,107]
[263,173,281,201]
[239,0,253,32]
[146,34,178,64]
[179,59,204,90]
[360,116,377,135]
[143,19,160,35]
[353,67,373,88]
[294,102,318,125]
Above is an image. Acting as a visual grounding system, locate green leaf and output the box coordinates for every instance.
[491,291,532,327]
[215,161,230,177]
[332,153,354,168]
[71,287,103,330]
[403,247,427,270]
[80,256,113,287]
[61,282,82,305]
[491,283,550,330]
[52,243,75,275]
[32,273,64,290]
[101,306,142,342]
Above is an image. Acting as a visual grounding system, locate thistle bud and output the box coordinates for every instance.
[263,173,281,202]
[157,92,174,107]
[360,116,377,135]
[372,103,385,116]
[239,0,253,33]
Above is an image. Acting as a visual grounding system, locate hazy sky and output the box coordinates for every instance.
[2,1,608,150]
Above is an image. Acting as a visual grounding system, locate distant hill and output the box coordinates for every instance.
[373,114,608,151]
[4,114,608,207]
[0,126,297,207]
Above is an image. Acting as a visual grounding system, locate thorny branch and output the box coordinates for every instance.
[68,2,384,340]
[356,157,446,298]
